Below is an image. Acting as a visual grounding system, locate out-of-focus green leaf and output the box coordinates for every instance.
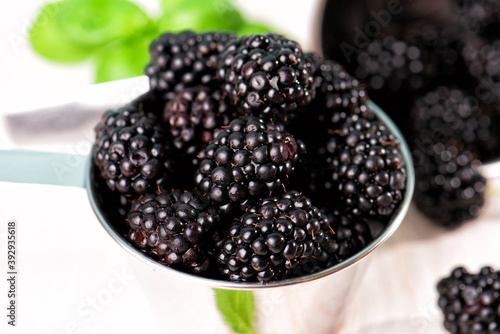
[93,27,158,83]
[160,0,185,13]
[60,0,153,47]
[236,21,273,36]
[159,0,244,33]
[29,2,95,62]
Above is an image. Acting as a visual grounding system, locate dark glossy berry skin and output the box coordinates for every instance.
[413,142,486,228]
[146,31,236,97]
[217,191,337,283]
[411,87,499,161]
[303,53,368,117]
[194,116,300,213]
[217,33,315,122]
[127,189,221,274]
[163,86,235,156]
[93,106,174,196]
[330,115,407,219]
[325,211,374,262]
[437,266,500,334]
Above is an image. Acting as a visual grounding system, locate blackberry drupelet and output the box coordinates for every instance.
[411,87,499,159]
[163,86,235,156]
[413,141,486,228]
[146,31,236,97]
[217,191,337,283]
[93,105,175,196]
[127,189,221,274]
[329,115,407,219]
[194,115,300,213]
[451,0,500,38]
[217,33,315,122]
[437,266,500,333]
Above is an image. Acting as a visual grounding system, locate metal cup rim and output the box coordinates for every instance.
[86,99,415,290]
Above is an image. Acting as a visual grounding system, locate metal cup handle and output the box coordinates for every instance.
[0,150,87,188]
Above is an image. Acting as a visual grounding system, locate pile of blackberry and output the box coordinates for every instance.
[328,1,500,228]
[437,266,500,333]
[92,31,407,282]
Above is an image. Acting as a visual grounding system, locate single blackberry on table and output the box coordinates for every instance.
[163,86,235,156]
[413,141,486,228]
[437,266,500,333]
[93,105,176,197]
[329,115,407,219]
[217,191,337,283]
[194,115,300,213]
[411,87,499,159]
[146,31,236,97]
[217,33,315,122]
[451,0,500,38]
[127,188,222,274]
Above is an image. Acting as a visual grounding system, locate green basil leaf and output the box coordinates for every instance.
[59,0,152,47]
[214,289,258,334]
[236,21,274,36]
[93,26,158,83]
[29,2,95,62]
[159,0,244,33]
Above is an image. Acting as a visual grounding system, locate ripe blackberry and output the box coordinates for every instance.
[217,191,337,283]
[146,31,236,97]
[413,141,486,228]
[194,116,300,213]
[411,87,499,159]
[461,37,500,104]
[330,115,407,219]
[325,210,374,263]
[163,86,235,156]
[127,189,221,274]
[217,33,315,122]
[93,106,175,196]
[451,0,500,38]
[437,266,500,333]
[342,22,466,137]
[303,53,369,121]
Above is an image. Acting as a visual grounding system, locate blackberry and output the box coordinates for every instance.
[93,105,175,196]
[217,33,315,122]
[411,87,499,159]
[303,53,369,122]
[330,115,407,219]
[461,37,500,104]
[325,210,374,262]
[127,189,221,274]
[451,0,500,38]
[194,116,300,213]
[342,22,466,137]
[437,266,500,333]
[217,191,337,283]
[163,86,235,156]
[146,31,236,97]
[413,141,486,228]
